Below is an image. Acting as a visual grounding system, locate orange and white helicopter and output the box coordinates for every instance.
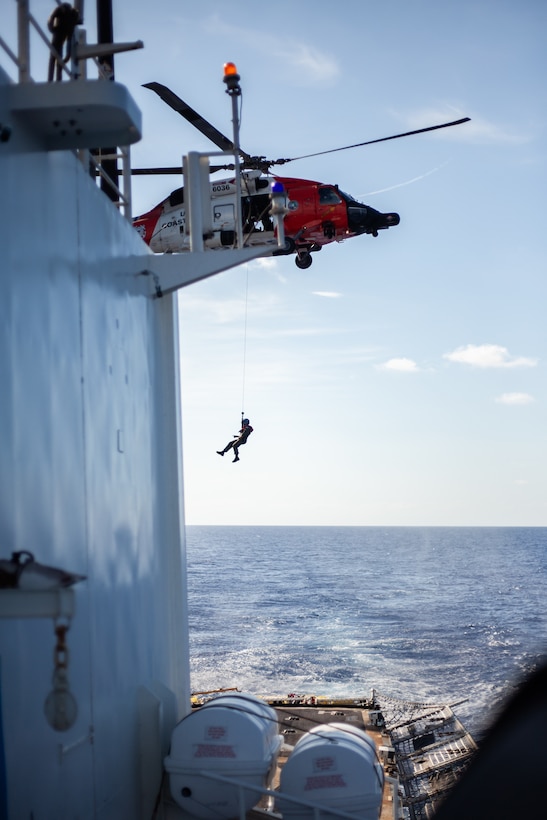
[133,80,469,269]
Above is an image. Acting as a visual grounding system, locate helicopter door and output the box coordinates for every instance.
[317,186,343,238]
[213,203,236,247]
[213,203,235,228]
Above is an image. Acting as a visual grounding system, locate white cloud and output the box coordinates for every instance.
[461,116,528,144]
[251,257,278,270]
[444,344,537,369]
[495,393,534,405]
[398,107,529,145]
[377,357,420,372]
[205,16,340,86]
[250,256,289,283]
[312,291,341,299]
[285,44,340,85]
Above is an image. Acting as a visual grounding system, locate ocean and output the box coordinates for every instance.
[186,526,547,737]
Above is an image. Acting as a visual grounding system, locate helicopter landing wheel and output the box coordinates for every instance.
[273,237,296,256]
[295,251,313,269]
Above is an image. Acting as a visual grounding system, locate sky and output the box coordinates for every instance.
[7,0,547,525]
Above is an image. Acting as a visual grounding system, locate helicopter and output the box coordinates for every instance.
[132,81,470,269]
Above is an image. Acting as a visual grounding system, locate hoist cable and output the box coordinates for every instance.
[241,265,249,419]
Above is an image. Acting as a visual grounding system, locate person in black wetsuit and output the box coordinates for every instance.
[217,419,253,462]
[47,3,80,82]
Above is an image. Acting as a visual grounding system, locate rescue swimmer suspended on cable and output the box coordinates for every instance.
[216,419,253,463]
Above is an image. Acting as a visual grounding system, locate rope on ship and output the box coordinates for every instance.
[372,689,457,730]
[373,688,447,710]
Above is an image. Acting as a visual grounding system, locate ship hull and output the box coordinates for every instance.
[0,65,190,818]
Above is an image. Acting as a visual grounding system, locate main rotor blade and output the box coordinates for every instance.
[143,81,254,167]
[131,163,235,176]
[131,166,182,175]
[143,82,234,151]
[271,117,471,166]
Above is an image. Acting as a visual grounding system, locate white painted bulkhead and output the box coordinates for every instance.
[0,64,190,817]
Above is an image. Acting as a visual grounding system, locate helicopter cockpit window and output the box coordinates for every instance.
[169,187,184,207]
[319,187,342,205]
[339,190,357,203]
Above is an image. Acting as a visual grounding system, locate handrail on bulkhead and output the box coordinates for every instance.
[0,0,135,220]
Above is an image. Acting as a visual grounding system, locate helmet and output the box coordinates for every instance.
[242,418,250,425]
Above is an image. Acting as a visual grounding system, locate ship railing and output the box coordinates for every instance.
[87,145,133,218]
[172,770,401,820]
[1,0,64,82]
[1,0,135,220]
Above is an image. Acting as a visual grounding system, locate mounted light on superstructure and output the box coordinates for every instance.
[270,181,289,248]
[222,62,241,96]
[222,62,243,247]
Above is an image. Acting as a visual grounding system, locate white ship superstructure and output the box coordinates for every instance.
[0,4,270,817]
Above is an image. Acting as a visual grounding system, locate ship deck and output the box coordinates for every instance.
[260,698,477,820]
[175,693,477,820]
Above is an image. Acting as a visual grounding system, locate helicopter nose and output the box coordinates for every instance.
[348,204,400,235]
[368,210,400,234]
[368,211,400,237]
